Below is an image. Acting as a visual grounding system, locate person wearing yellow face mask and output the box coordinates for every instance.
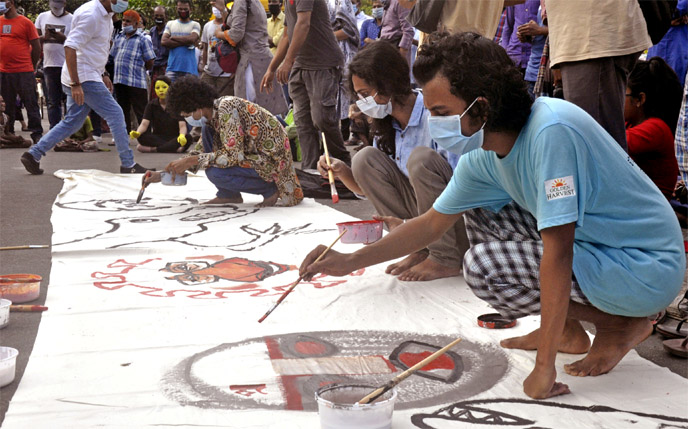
[129,76,191,152]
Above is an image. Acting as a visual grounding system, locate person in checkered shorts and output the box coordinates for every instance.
[300,32,684,400]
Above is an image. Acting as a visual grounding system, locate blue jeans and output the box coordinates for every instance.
[165,70,194,83]
[201,124,276,199]
[43,67,65,129]
[29,80,135,167]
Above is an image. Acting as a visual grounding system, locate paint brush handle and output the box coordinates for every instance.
[0,245,49,251]
[10,305,48,312]
[357,337,462,405]
[258,229,347,323]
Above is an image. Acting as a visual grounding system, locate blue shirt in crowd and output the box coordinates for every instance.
[164,19,201,75]
[524,8,546,83]
[360,18,381,47]
[500,0,539,69]
[374,90,459,177]
[434,97,684,317]
[110,31,156,89]
[149,25,169,68]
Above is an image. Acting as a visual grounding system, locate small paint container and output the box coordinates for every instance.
[315,383,397,429]
[0,347,18,388]
[161,172,187,186]
[477,313,517,329]
[336,220,383,244]
[0,299,11,329]
[0,274,41,303]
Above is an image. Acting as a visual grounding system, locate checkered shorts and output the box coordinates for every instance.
[462,202,590,319]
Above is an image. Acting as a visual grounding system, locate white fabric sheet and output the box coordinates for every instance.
[3,170,687,428]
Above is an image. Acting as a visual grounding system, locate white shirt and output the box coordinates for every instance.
[61,0,114,85]
[34,11,72,68]
[355,11,370,31]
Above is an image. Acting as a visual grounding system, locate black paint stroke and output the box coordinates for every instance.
[411,398,688,428]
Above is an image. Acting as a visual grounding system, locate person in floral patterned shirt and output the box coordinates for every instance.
[146,75,303,207]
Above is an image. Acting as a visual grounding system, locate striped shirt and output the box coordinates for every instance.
[676,72,688,183]
[110,30,156,89]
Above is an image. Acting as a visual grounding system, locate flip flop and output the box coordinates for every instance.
[663,337,688,358]
[656,316,688,339]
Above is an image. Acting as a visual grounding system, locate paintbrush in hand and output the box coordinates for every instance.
[258,229,346,323]
[357,337,462,405]
[322,133,339,204]
[136,171,152,204]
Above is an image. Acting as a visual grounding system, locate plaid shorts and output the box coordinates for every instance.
[462,202,591,319]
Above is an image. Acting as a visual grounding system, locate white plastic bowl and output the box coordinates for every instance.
[315,383,397,429]
[0,347,18,387]
[0,299,11,329]
[336,220,384,244]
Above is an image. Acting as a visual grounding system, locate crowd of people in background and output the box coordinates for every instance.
[1,0,688,400]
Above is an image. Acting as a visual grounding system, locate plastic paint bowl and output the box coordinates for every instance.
[315,383,397,429]
[0,347,18,388]
[0,299,11,329]
[336,220,384,244]
[0,274,41,303]
[161,172,187,186]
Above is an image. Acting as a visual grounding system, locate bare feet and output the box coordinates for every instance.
[256,192,279,208]
[396,257,462,282]
[564,317,652,377]
[501,319,591,354]
[386,251,428,276]
[203,196,243,205]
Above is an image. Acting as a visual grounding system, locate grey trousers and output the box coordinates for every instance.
[288,67,351,169]
[352,146,469,267]
[200,73,235,97]
[559,52,640,151]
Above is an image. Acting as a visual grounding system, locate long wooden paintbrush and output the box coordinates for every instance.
[322,133,339,204]
[258,229,346,323]
[357,337,462,405]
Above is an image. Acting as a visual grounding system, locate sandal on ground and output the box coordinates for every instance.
[656,315,688,339]
[663,337,688,358]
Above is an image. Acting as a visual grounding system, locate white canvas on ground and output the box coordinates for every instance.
[2,170,687,428]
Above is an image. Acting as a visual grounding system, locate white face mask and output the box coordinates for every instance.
[50,6,65,16]
[427,97,486,155]
[356,92,393,119]
[212,7,223,19]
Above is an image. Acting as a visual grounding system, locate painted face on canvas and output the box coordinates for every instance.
[155,81,169,99]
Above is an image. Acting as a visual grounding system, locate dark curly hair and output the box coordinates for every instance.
[627,56,683,134]
[154,75,172,87]
[413,32,532,133]
[347,40,413,156]
[166,75,218,118]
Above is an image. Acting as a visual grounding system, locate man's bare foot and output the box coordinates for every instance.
[256,192,279,208]
[397,258,462,281]
[564,317,652,377]
[501,319,591,354]
[386,251,428,275]
[203,196,243,205]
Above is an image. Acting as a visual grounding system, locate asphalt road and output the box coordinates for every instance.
[0,125,686,425]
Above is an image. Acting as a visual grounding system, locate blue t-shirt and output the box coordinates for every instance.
[163,19,201,74]
[434,97,684,317]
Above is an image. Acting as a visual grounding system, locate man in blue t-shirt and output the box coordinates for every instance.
[161,0,201,82]
[298,33,684,400]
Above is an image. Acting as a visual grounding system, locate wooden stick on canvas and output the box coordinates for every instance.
[0,245,49,251]
[321,133,339,204]
[258,229,346,323]
[357,337,462,405]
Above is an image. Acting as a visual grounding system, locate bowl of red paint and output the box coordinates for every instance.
[336,220,383,244]
[0,274,41,303]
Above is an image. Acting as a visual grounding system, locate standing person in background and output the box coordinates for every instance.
[267,0,285,56]
[500,0,539,74]
[647,0,688,87]
[260,0,351,169]
[162,0,201,82]
[200,1,234,97]
[0,0,43,145]
[20,0,152,175]
[517,3,548,99]
[149,6,169,95]
[360,0,383,47]
[35,0,73,130]
[216,0,287,116]
[546,0,650,151]
[326,0,359,144]
[110,10,156,133]
[351,0,370,31]
[379,0,413,63]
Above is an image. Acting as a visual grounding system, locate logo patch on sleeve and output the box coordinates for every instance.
[545,176,576,201]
